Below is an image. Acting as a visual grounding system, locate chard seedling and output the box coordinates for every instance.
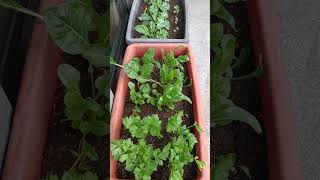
[135,0,170,38]
[111,48,192,110]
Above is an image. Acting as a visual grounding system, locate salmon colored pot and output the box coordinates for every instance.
[110,43,210,179]
[246,0,302,180]
[1,0,62,179]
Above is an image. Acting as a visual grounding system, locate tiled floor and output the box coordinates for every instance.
[188,0,210,156]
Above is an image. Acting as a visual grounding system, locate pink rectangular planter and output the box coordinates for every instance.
[110,43,210,179]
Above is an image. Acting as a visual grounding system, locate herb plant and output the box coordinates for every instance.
[111,111,205,180]
[135,0,170,38]
[0,0,109,178]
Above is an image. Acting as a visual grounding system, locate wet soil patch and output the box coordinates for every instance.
[116,65,197,180]
[133,0,185,39]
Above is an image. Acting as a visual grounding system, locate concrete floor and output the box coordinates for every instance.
[277,0,320,179]
[188,0,211,156]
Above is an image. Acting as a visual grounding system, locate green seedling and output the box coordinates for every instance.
[135,0,170,38]
[111,111,206,180]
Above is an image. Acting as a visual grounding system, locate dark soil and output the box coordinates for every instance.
[41,54,108,179]
[116,66,197,179]
[133,0,185,39]
[211,2,268,180]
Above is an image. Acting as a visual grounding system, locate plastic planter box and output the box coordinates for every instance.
[110,43,209,179]
[125,0,189,44]
[1,0,62,179]
[246,0,302,179]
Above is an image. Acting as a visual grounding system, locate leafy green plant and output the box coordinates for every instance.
[123,114,162,138]
[211,0,236,31]
[111,111,205,180]
[135,0,170,38]
[212,153,252,180]
[111,48,192,110]
[166,110,206,179]
[211,23,262,133]
[0,0,109,178]
[211,0,264,179]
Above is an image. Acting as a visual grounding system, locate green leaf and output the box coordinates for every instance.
[239,165,252,179]
[144,114,162,138]
[82,172,98,180]
[221,34,236,61]
[58,64,80,91]
[176,55,189,63]
[138,12,151,21]
[82,140,98,161]
[142,48,155,63]
[194,122,204,133]
[211,23,224,50]
[64,90,88,120]
[45,175,59,180]
[60,171,81,180]
[124,58,142,80]
[95,73,108,97]
[44,2,92,54]
[110,57,117,65]
[167,110,184,133]
[212,0,236,30]
[214,105,262,133]
[0,0,43,19]
[195,159,206,171]
[89,120,109,136]
[212,154,236,180]
[92,9,109,45]
[52,171,98,180]
[140,83,151,95]
[135,24,150,37]
[123,114,162,138]
[232,54,264,80]
[82,45,108,67]
[79,121,91,135]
